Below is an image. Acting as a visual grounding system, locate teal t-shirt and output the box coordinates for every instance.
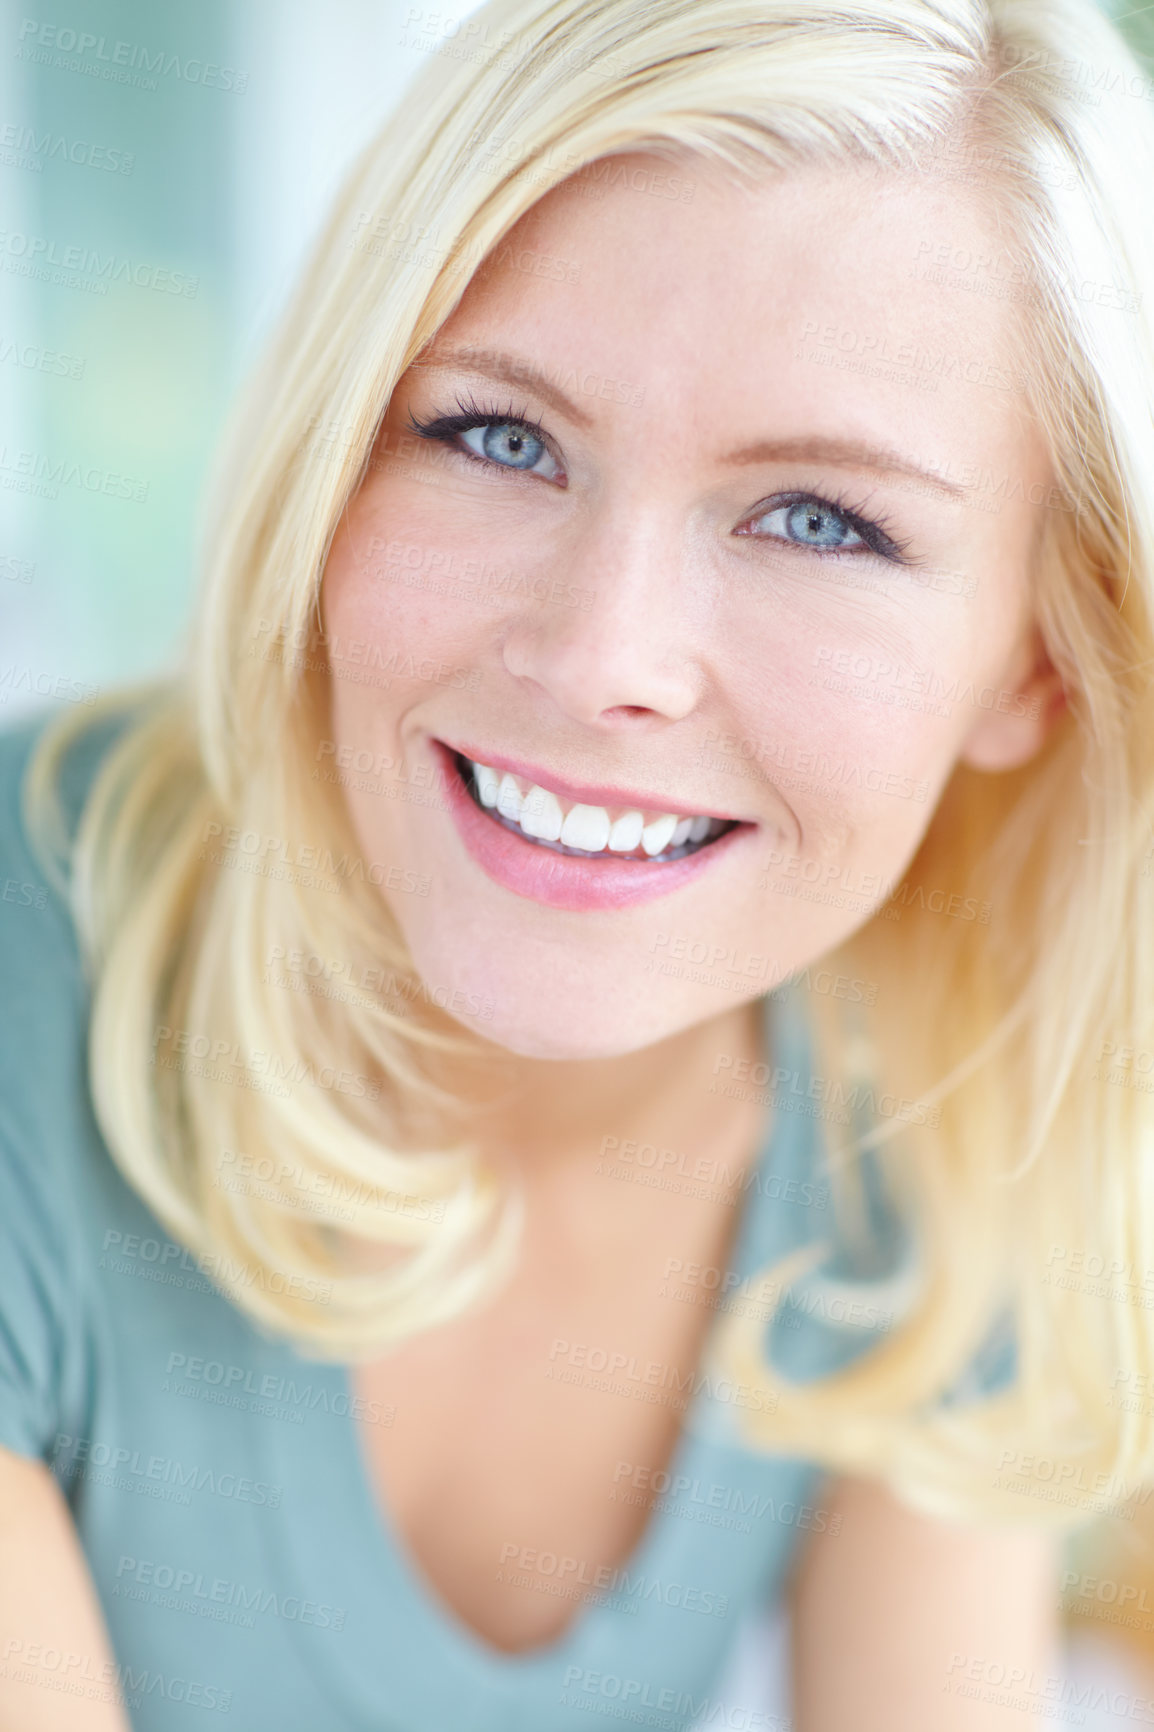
[0,711,1006,1731]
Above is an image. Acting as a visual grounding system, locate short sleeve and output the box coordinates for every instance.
[0,1125,79,1457]
[0,717,100,1461]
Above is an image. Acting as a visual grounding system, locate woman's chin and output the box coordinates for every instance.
[453,998,669,1062]
[403,951,677,1058]
[489,1026,639,1062]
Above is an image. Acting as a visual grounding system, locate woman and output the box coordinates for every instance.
[2,0,1152,1724]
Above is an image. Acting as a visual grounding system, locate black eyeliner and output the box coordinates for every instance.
[759,488,922,568]
[405,396,921,567]
[405,391,547,450]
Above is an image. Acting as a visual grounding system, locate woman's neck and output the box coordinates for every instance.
[433,995,768,1188]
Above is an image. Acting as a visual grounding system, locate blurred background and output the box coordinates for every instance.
[1,0,1151,723]
[5,0,1154,1721]
[0,0,490,720]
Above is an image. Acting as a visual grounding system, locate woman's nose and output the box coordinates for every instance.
[499,512,705,729]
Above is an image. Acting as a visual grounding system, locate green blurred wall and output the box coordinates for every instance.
[2,0,237,708]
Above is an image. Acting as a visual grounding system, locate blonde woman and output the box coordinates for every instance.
[3,0,1153,1725]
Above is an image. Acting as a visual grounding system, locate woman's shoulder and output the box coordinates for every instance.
[0,702,134,978]
[0,706,132,1205]
[0,705,202,1463]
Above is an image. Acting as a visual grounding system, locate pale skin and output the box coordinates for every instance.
[0,148,1070,1726]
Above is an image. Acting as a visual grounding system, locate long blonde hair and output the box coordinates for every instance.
[25,0,1154,1523]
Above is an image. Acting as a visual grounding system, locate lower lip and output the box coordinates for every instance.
[433,740,751,912]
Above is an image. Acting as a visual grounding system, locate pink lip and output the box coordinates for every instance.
[446,739,742,822]
[433,741,752,912]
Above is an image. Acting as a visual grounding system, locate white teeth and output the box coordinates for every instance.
[496,773,523,822]
[473,763,500,808]
[519,785,564,842]
[464,757,722,859]
[607,810,644,852]
[641,813,678,856]
[560,803,611,851]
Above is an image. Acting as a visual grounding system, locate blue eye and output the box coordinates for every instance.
[775,500,863,550]
[406,396,563,482]
[459,421,554,474]
[738,491,909,563]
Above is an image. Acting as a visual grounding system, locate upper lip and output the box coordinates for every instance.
[441,740,750,822]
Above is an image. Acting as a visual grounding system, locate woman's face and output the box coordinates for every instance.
[321,149,1062,1059]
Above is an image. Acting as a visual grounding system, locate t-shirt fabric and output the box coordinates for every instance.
[0,711,996,1731]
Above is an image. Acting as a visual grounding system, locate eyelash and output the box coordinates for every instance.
[404,394,917,567]
[406,392,553,464]
[745,487,918,567]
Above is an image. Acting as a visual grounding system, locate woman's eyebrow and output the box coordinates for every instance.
[415,346,968,500]
[411,346,597,429]
[718,435,970,499]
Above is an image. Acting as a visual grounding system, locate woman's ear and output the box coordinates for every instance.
[957,626,1068,773]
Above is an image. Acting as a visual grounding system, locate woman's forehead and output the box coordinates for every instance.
[464,150,1028,353]
[428,149,1046,486]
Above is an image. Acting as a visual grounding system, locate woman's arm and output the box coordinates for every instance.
[0,1447,130,1730]
[790,1471,1062,1730]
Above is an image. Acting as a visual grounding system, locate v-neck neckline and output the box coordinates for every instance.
[255,987,808,1717]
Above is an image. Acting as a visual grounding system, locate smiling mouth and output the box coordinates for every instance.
[450,749,740,863]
